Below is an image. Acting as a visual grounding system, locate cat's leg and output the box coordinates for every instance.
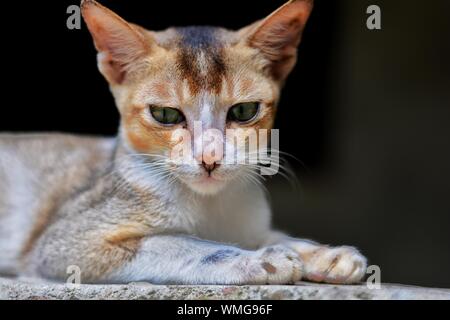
[28,230,303,285]
[266,232,367,284]
[107,235,303,285]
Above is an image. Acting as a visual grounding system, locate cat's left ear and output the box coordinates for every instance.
[239,0,314,81]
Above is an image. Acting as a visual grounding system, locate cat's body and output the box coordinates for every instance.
[0,134,272,282]
[0,0,367,284]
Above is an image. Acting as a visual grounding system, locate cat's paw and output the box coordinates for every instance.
[240,245,304,285]
[303,246,367,284]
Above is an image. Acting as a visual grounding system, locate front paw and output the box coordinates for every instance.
[239,245,304,285]
[302,246,367,284]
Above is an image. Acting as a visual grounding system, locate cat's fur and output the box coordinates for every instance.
[0,0,367,284]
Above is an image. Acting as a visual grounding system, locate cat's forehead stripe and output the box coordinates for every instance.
[175,27,227,95]
[177,26,220,49]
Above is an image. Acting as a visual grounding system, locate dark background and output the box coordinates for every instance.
[2,0,449,287]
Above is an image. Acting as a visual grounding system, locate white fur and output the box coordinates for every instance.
[0,149,39,273]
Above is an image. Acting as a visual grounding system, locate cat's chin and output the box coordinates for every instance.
[185,177,228,196]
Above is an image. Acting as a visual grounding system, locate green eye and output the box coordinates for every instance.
[228,102,260,123]
[150,105,185,125]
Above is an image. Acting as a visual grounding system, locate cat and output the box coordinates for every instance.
[0,0,367,284]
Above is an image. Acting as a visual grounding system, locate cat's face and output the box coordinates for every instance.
[81,0,313,195]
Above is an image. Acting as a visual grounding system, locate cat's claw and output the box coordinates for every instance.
[303,246,367,284]
[240,245,304,285]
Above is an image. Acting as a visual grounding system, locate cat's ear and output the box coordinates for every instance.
[239,0,314,81]
[81,0,152,85]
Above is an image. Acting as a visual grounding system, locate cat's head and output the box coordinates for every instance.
[81,0,313,195]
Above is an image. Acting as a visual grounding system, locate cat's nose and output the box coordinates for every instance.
[202,161,220,175]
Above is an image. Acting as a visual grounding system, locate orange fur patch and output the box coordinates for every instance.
[124,106,174,153]
[104,223,149,246]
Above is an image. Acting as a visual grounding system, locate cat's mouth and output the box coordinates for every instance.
[183,174,229,195]
[193,175,223,185]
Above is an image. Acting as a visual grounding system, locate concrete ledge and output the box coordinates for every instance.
[1,277,449,300]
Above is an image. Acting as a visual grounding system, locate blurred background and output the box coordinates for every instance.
[1,0,449,287]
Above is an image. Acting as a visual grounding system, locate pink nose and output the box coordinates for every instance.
[196,154,220,174]
[194,133,223,174]
[202,161,219,175]
[202,151,220,165]
[195,142,222,175]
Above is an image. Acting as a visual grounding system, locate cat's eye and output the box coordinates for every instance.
[149,105,185,125]
[227,102,260,123]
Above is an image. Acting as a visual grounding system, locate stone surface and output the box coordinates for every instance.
[0,277,449,300]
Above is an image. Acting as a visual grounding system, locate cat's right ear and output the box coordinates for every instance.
[81,0,152,85]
